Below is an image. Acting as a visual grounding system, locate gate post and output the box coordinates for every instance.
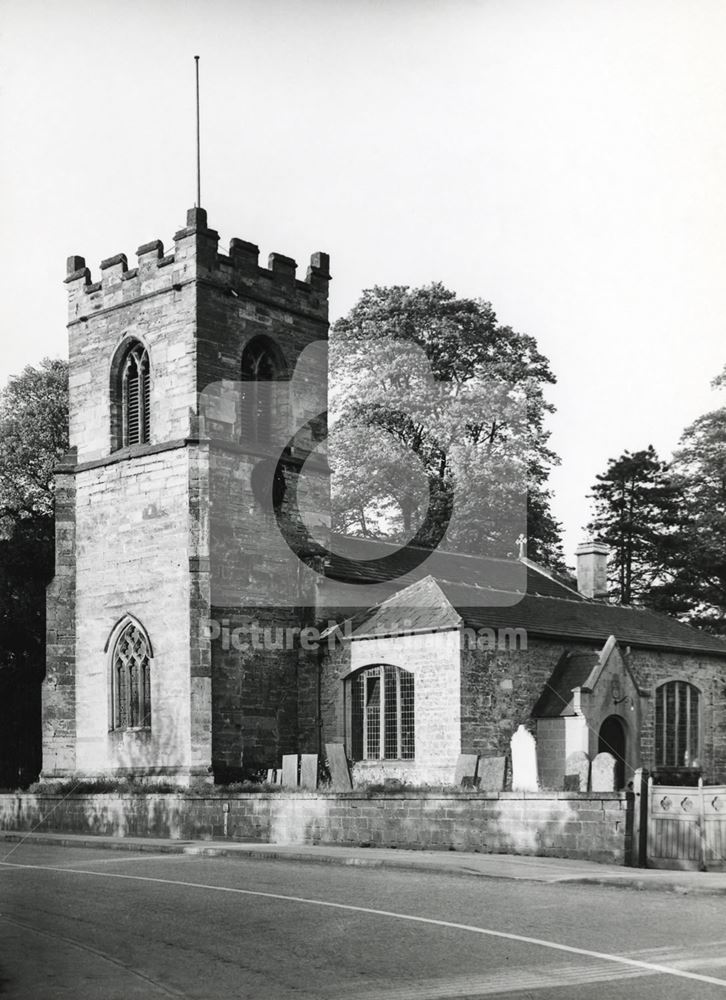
[628,768,649,867]
[698,776,707,872]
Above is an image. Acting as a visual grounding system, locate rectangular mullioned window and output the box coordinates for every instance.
[655,680,700,769]
[350,665,415,761]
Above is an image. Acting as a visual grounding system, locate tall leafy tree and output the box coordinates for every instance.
[0,358,68,786]
[649,385,726,632]
[329,283,564,568]
[585,446,679,605]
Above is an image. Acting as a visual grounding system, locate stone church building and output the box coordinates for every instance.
[42,207,726,790]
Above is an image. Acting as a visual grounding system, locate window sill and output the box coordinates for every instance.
[652,767,702,786]
[355,758,416,765]
[110,443,153,459]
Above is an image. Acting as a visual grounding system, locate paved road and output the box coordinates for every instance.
[1,842,725,999]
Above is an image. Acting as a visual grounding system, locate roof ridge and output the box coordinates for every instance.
[438,580,596,605]
[329,531,521,567]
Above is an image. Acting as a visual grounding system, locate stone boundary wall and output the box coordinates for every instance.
[0,791,632,865]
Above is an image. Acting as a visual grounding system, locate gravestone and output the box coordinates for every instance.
[478,755,507,792]
[281,754,299,788]
[454,754,479,786]
[299,754,319,790]
[325,742,353,791]
[591,751,617,792]
[564,751,590,791]
[265,768,276,785]
[510,725,538,791]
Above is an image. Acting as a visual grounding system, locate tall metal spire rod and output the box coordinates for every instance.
[195,55,201,207]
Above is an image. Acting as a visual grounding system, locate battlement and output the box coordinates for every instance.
[65,207,331,324]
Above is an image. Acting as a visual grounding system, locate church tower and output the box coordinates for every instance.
[43,207,331,782]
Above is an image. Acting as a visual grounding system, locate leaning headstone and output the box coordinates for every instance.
[510,725,538,791]
[564,751,590,791]
[325,742,353,791]
[265,768,276,785]
[281,754,299,788]
[454,754,479,786]
[478,755,507,792]
[591,751,617,792]
[299,754,319,790]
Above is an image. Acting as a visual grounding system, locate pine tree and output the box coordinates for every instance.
[585,446,679,604]
[650,397,726,632]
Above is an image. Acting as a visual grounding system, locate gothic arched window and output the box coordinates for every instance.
[121,341,151,446]
[655,680,701,769]
[110,619,152,730]
[348,665,415,761]
[240,336,285,446]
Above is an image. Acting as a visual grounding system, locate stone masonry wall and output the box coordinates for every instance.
[321,630,463,785]
[459,636,601,759]
[65,238,197,464]
[0,790,631,864]
[536,716,589,790]
[72,448,199,777]
[188,216,330,780]
[43,463,78,776]
[628,648,726,783]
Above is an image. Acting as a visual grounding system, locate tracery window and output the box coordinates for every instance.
[349,665,415,761]
[121,342,151,446]
[110,620,152,730]
[655,680,700,769]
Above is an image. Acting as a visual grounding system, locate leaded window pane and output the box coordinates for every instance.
[349,665,415,762]
[655,681,700,769]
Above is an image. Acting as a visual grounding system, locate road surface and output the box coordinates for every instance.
[1,841,725,998]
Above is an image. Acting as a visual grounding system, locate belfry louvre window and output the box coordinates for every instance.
[655,681,700,768]
[350,665,415,761]
[240,337,283,446]
[122,343,151,446]
[111,621,151,730]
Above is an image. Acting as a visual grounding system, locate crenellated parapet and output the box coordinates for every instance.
[65,206,331,324]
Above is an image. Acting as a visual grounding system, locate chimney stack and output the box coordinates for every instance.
[575,541,609,599]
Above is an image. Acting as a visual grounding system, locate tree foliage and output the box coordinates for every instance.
[648,398,726,632]
[585,446,680,605]
[0,358,68,786]
[329,284,564,567]
[586,369,726,631]
[0,358,69,530]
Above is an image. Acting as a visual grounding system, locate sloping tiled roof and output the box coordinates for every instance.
[347,574,726,657]
[441,583,726,656]
[530,652,599,717]
[325,532,582,601]
[438,581,726,656]
[348,577,464,639]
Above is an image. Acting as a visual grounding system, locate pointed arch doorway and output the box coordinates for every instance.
[598,715,627,789]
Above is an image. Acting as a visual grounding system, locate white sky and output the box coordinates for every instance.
[1,0,725,564]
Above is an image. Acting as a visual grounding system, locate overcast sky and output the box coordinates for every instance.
[1,0,725,564]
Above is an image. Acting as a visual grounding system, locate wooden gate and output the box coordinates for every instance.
[647,779,726,871]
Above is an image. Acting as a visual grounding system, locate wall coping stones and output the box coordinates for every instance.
[0,790,627,804]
